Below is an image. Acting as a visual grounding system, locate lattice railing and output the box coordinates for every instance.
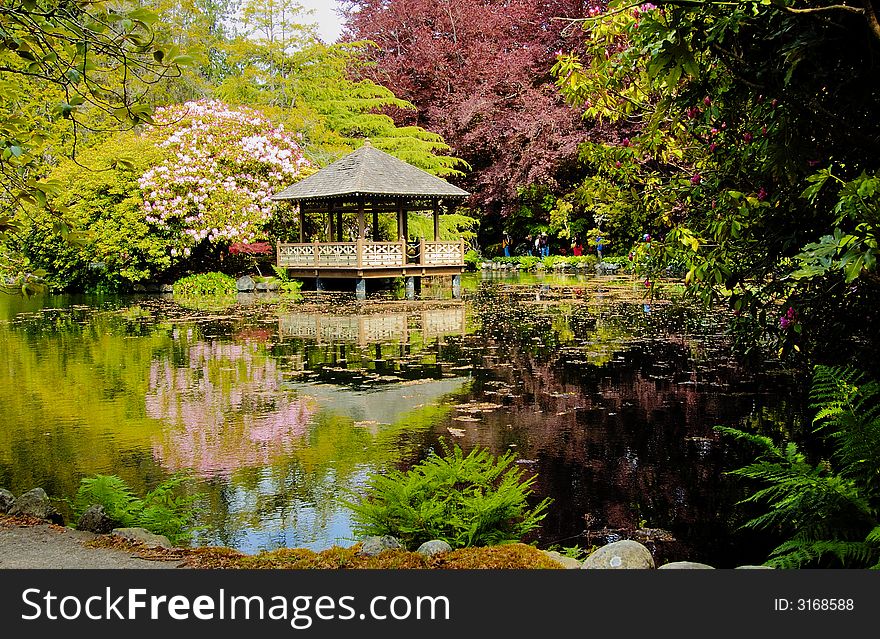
[362,243,404,268]
[317,243,358,268]
[277,244,315,268]
[278,240,462,269]
[423,241,464,266]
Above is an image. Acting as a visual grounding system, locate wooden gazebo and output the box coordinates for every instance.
[271,141,470,298]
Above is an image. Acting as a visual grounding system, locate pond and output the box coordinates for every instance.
[0,273,807,566]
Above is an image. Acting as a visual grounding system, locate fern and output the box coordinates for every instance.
[346,441,551,550]
[717,365,880,568]
[73,474,199,546]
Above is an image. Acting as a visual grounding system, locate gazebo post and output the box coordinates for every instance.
[298,204,305,243]
[432,200,440,241]
[372,202,379,242]
[336,206,343,242]
[328,201,335,242]
[357,196,365,240]
[396,201,404,241]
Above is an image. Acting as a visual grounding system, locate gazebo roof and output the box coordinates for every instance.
[271,141,470,203]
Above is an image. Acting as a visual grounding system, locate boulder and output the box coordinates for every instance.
[595,262,620,275]
[255,281,269,292]
[735,565,775,569]
[0,488,15,513]
[542,550,582,569]
[357,535,402,557]
[416,540,452,557]
[659,561,715,569]
[77,505,116,534]
[8,488,63,524]
[236,275,256,292]
[581,540,655,570]
[266,280,280,292]
[160,284,174,293]
[111,527,172,548]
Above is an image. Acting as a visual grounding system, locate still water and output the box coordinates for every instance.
[0,274,805,565]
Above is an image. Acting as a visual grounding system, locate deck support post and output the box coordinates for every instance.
[315,277,325,292]
[356,278,366,300]
[405,276,416,300]
[452,274,461,299]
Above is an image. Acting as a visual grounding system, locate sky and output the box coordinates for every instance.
[299,0,345,43]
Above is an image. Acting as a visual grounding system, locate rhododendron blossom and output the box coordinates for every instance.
[139,100,313,254]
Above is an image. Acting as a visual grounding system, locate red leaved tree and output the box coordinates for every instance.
[341,0,597,221]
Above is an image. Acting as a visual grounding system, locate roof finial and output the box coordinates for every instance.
[363,139,372,147]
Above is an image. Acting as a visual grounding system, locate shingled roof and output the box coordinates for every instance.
[271,141,470,202]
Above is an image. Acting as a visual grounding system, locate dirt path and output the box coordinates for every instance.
[0,522,185,569]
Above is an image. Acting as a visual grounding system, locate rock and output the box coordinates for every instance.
[0,488,14,513]
[659,561,715,569]
[542,550,582,569]
[111,527,172,548]
[8,488,63,524]
[266,280,280,292]
[735,565,775,569]
[255,281,269,292]
[236,275,256,292]
[416,540,452,557]
[357,535,402,557]
[160,284,174,293]
[595,262,620,275]
[77,505,116,534]
[581,540,655,570]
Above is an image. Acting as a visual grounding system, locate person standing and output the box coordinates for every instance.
[596,234,604,260]
[526,234,534,256]
[502,233,511,257]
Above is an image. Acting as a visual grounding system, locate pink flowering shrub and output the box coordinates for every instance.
[139,100,314,258]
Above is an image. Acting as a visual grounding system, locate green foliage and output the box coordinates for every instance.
[406,210,480,244]
[73,474,199,545]
[348,442,551,549]
[718,366,880,568]
[216,35,467,177]
[463,249,481,272]
[269,266,304,295]
[173,272,237,297]
[17,134,169,291]
[490,255,597,271]
[554,1,880,366]
[1,1,187,288]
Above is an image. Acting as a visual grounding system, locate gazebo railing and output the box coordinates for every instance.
[277,239,464,270]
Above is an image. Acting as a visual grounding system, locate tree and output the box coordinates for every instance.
[553,1,880,369]
[340,0,596,225]
[1,0,189,292]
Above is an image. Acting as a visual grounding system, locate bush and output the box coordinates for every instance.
[173,272,237,297]
[464,249,482,271]
[718,365,880,568]
[348,442,550,549]
[73,474,199,545]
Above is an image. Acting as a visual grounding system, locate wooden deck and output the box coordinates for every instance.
[276,239,465,279]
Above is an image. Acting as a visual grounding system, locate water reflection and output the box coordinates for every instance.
[147,340,318,478]
[0,276,805,564]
